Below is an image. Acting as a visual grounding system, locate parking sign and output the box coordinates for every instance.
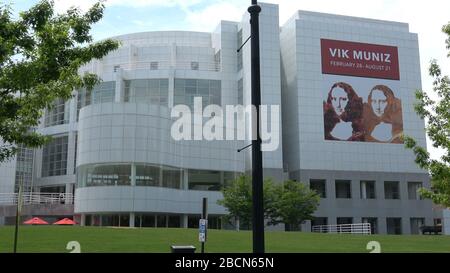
[199,219,207,242]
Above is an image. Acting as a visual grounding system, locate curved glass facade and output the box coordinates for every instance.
[77,164,131,187]
[174,79,221,108]
[124,79,169,106]
[77,163,239,191]
[77,81,116,120]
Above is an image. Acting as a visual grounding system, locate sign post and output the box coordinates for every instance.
[199,197,208,253]
[248,0,265,254]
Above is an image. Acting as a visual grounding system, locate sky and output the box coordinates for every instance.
[5,0,450,159]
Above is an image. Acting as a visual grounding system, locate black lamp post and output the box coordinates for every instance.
[248,0,265,254]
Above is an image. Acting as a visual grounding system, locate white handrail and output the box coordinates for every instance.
[312,223,372,235]
[0,192,74,205]
[82,60,221,74]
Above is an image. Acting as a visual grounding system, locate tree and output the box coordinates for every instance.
[217,175,276,231]
[268,180,320,231]
[404,23,450,208]
[0,0,119,162]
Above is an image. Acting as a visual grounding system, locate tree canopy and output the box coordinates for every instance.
[218,176,320,231]
[217,175,277,230]
[404,23,450,208]
[0,0,119,162]
[267,180,320,231]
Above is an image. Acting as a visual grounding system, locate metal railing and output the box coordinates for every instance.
[83,60,221,74]
[0,192,74,205]
[312,223,372,235]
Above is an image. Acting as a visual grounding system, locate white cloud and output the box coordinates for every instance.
[53,0,204,13]
[184,2,244,31]
[131,19,153,28]
[184,0,449,159]
[54,0,449,159]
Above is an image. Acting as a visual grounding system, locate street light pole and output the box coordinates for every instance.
[13,177,23,253]
[248,0,265,253]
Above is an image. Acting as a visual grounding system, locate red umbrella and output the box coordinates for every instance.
[53,218,77,225]
[24,217,49,225]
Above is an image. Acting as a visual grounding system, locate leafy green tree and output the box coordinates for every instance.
[268,180,320,231]
[217,175,276,231]
[404,23,450,208]
[0,0,119,162]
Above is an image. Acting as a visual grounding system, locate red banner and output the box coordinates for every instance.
[321,39,400,80]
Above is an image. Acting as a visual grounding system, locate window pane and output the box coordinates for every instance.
[310,179,326,198]
[384,181,400,199]
[188,170,221,191]
[335,180,351,199]
[125,79,169,106]
[162,168,181,189]
[174,79,221,109]
[136,165,160,186]
[44,98,68,127]
[77,81,115,120]
[41,136,69,177]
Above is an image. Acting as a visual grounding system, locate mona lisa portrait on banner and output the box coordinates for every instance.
[321,39,403,144]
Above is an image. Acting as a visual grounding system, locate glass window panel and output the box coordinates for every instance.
[384,181,400,199]
[198,87,209,95]
[162,168,181,189]
[44,98,68,127]
[174,79,185,88]
[210,80,221,90]
[41,136,68,177]
[310,179,326,198]
[211,95,221,105]
[185,86,197,95]
[198,80,209,89]
[77,81,115,120]
[188,170,221,191]
[185,79,197,87]
[160,79,168,88]
[174,87,184,96]
[125,79,169,107]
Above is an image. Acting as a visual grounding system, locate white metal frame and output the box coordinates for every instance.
[312,223,372,235]
[0,192,74,205]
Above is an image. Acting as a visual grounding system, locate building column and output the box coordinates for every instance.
[66,131,77,176]
[159,167,163,187]
[378,217,387,234]
[351,180,360,200]
[65,183,74,204]
[129,213,135,228]
[182,214,188,228]
[402,217,411,235]
[131,163,136,186]
[170,43,177,68]
[399,178,409,202]
[443,209,450,235]
[80,214,86,227]
[328,216,337,226]
[168,69,174,108]
[327,179,335,201]
[183,170,189,190]
[301,221,311,232]
[114,69,123,102]
[361,181,367,199]
[376,180,385,201]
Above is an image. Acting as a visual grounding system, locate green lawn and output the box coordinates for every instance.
[0,226,449,253]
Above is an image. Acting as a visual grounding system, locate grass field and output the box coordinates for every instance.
[0,226,449,253]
